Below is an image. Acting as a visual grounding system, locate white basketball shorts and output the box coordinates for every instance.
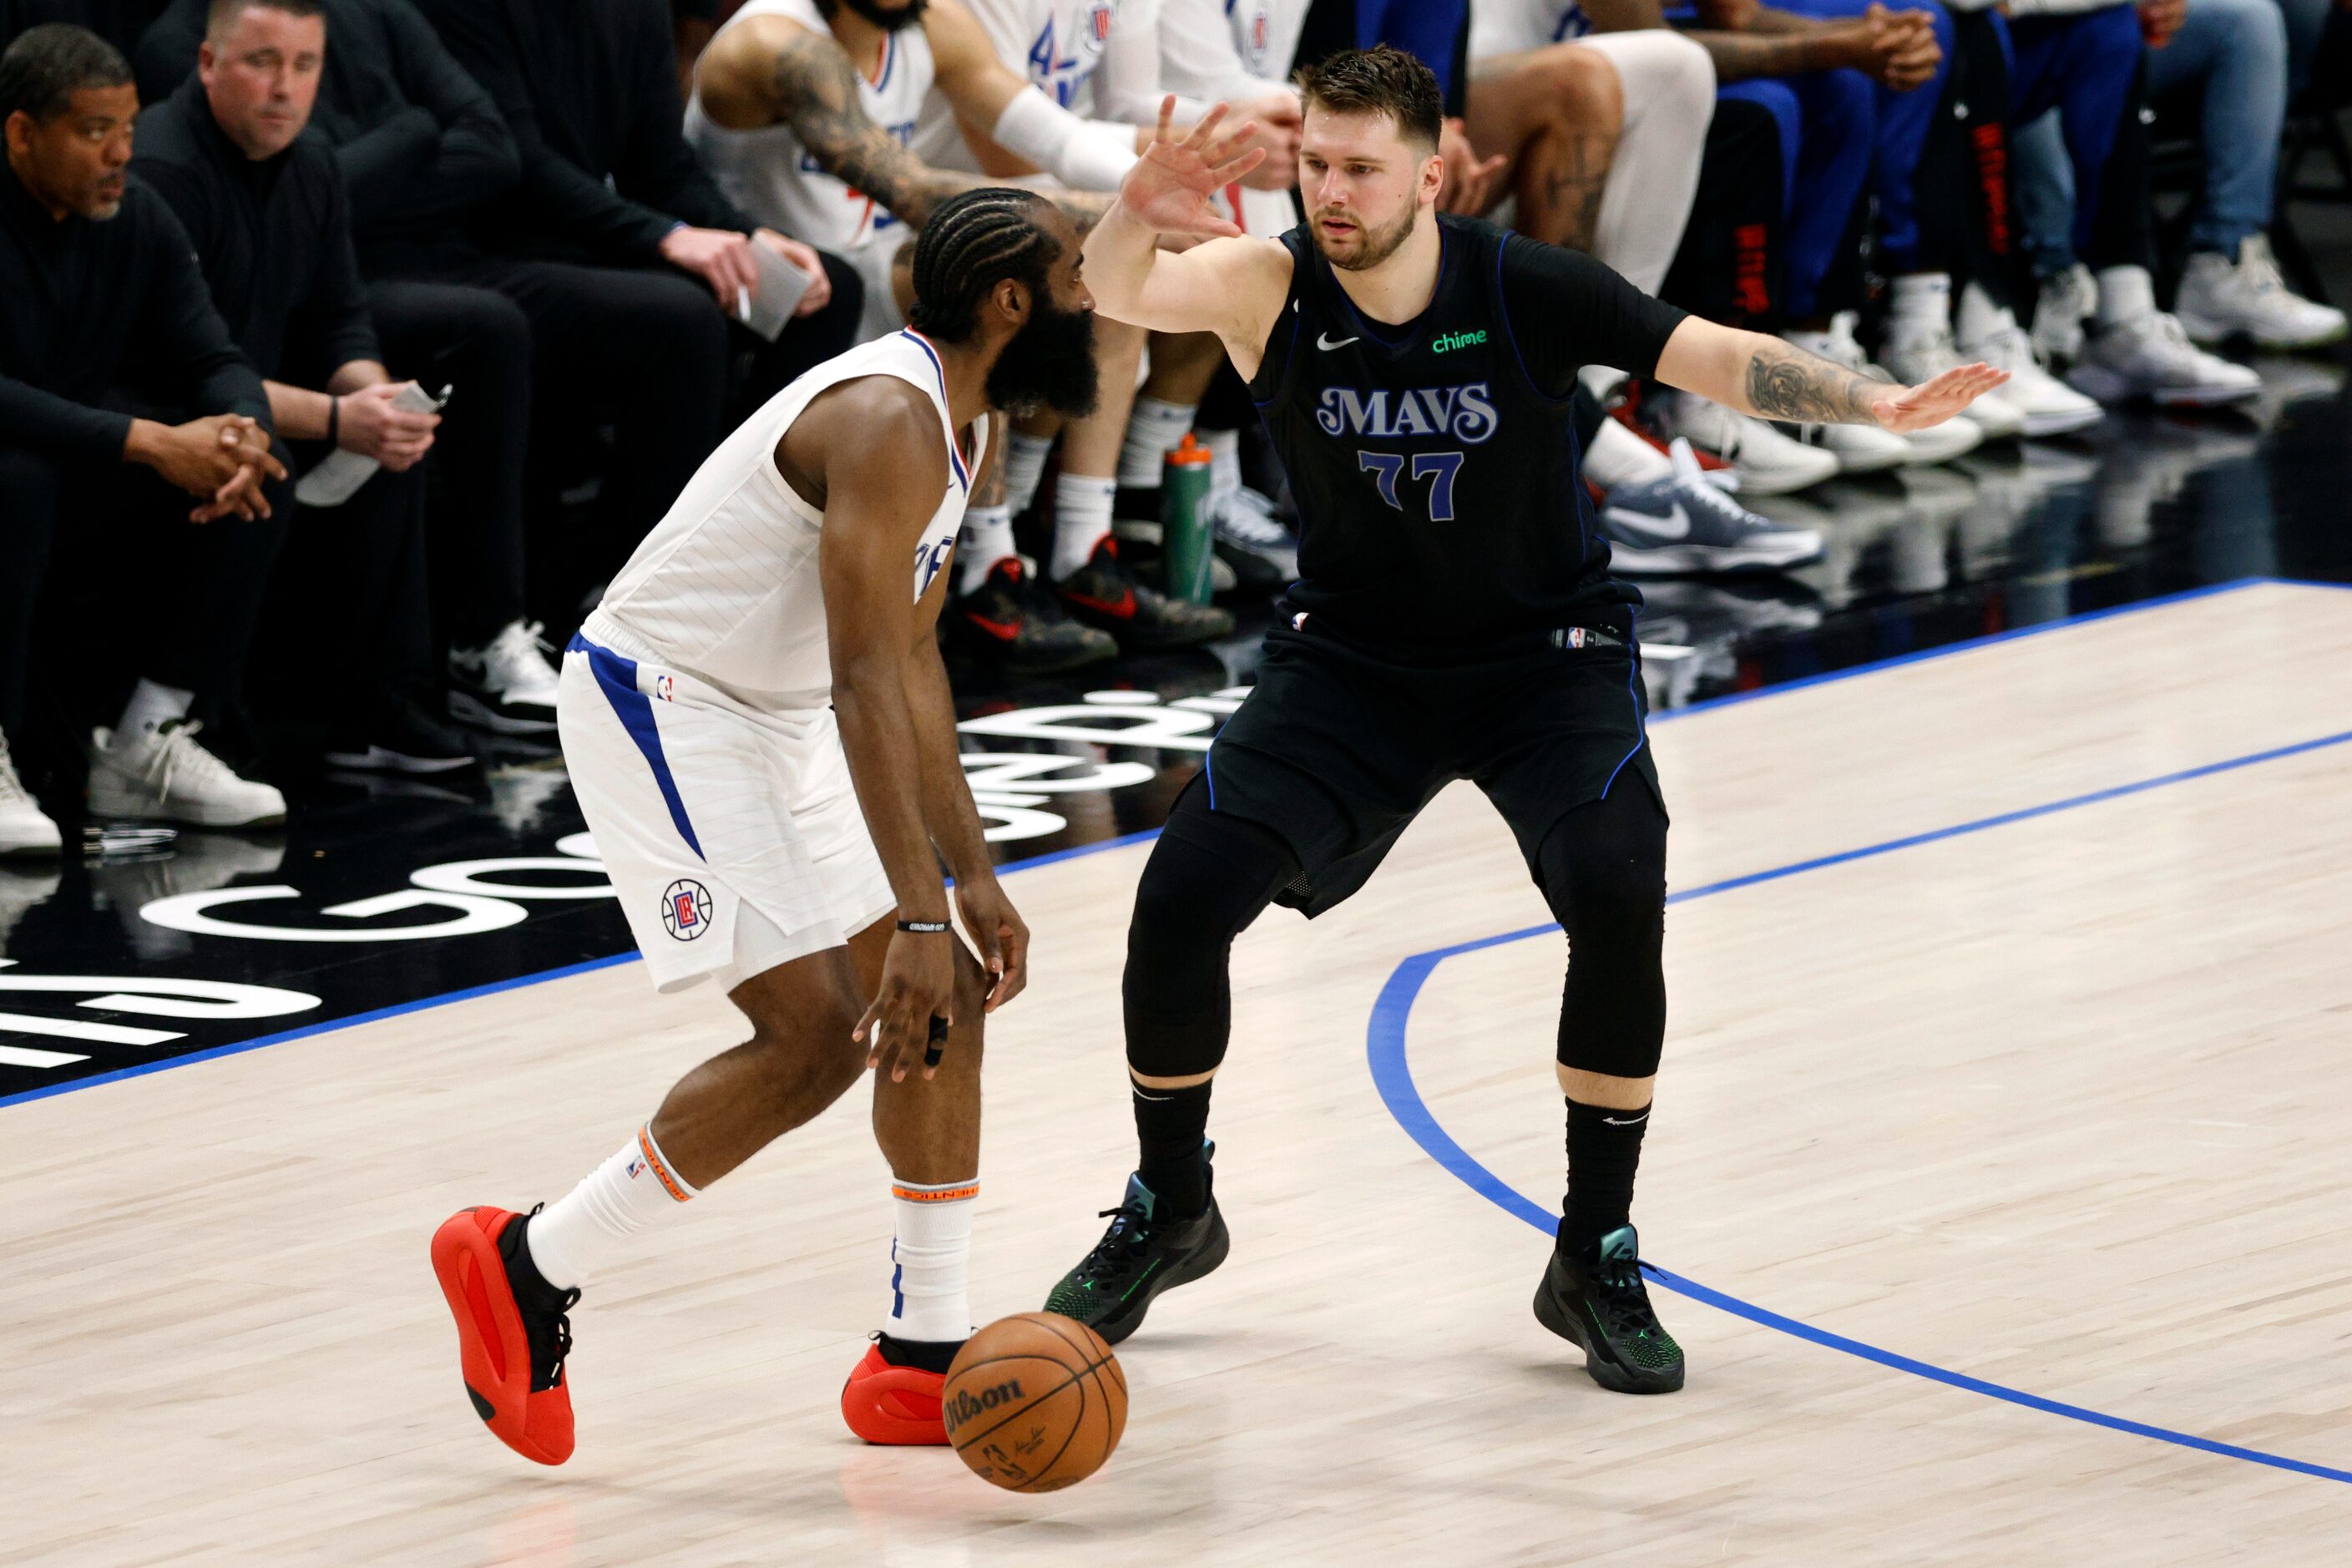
[559,634,895,995]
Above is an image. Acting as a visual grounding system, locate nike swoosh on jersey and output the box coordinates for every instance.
[1602,501,1693,541]
[1316,332,1359,351]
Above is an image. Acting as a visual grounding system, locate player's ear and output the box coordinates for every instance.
[990,275,1030,330]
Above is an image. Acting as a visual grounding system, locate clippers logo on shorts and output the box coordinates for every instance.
[660,878,714,940]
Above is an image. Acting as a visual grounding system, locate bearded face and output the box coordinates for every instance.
[817,0,929,31]
[986,289,1100,420]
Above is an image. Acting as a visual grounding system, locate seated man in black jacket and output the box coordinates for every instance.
[134,0,477,773]
[0,23,290,843]
[136,0,561,735]
[413,0,863,574]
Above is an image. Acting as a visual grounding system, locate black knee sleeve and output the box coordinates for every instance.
[1536,781,1668,1080]
[1123,775,1298,1080]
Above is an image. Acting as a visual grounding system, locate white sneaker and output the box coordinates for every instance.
[1784,316,1984,465]
[1879,318,2028,441]
[2067,311,2263,407]
[88,721,286,828]
[449,619,562,735]
[2033,264,2097,365]
[0,733,62,857]
[1646,391,1839,495]
[1957,312,2104,437]
[2172,236,2349,352]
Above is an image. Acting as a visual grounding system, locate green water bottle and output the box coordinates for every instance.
[1161,432,1217,605]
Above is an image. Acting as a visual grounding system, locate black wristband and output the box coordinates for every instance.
[896,918,950,933]
[325,394,340,448]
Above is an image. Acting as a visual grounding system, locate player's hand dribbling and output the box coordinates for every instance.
[1122,96,1269,238]
[1873,361,2010,432]
[953,871,1029,1013]
[856,925,956,1082]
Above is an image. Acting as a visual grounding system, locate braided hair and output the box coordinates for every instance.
[906,188,1061,344]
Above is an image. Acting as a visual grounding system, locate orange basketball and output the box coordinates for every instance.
[943,1312,1126,1492]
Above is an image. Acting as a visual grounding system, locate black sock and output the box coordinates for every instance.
[1132,1079,1212,1217]
[1562,1097,1650,1253]
[876,1333,960,1373]
[1115,483,1162,523]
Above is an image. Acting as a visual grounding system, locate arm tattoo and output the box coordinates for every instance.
[1743,340,1882,424]
[772,32,1107,233]
[1691,29,1844,83]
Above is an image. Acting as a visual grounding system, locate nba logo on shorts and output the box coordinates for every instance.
[660,878,713,941]
[655,674,675,703]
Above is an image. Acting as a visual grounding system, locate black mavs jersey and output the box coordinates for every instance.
[1246,215,1688,655]
[1206,219,1687,915]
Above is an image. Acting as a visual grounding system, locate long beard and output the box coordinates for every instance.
[821,0,928,31]
[986,299,1100,420]
[1314,204,1415,272]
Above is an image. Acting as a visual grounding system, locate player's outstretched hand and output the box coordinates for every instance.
[953,872,1029,1013]
[1872,362,2011,433]
[1121,95,1268,239]
[855,925,956,1082]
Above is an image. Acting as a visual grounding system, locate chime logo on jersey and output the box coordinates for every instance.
[1315,382,1500,444]
[660,878,712,941]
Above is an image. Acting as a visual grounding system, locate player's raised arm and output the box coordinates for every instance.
[805,381,962,1079]
[1085,98,1292,364]
[1654,316,2009,434]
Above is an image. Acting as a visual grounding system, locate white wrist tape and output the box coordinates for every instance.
[990,87,1139,193]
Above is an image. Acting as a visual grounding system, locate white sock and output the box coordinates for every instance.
[116,679,193,742]
[1888,271,1953,329]
[524,1124,698,1291]
[1050,473,1117,580]
[884,1178,977,1343]
[1584,413,1672,489]
[1954,281,2011,348]
[956,503,1016,594]
[1003,431,1055,514]
[2093,266,2154,330]
[1116,397,1197,488]
[1201,427,1242,496]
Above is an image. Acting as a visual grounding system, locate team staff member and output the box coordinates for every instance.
[0,23,289,847]
[134,0,475,775]
[412,0,860,583]
[136,0,566,734]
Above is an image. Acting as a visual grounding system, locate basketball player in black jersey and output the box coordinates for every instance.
[1040,48,2003,1393]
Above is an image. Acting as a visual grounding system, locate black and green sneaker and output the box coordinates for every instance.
[1042,1164,1229,1344]
[1533,1223,1685,1393]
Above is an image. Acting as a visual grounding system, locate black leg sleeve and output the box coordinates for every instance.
[1123,773,1300,1080]
[1535,777,1668,1080]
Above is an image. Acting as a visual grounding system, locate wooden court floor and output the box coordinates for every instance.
[7,580,2350,1565]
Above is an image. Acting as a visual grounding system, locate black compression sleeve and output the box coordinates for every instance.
[1499,233,1689,397]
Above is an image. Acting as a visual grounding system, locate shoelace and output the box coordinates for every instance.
[486,620,558,690]
[1071,1199,1157,1285]
[1590,1252,1666,1340]
[138,721,238,800]
[0,733,30,810]
[1206,488,1293,547]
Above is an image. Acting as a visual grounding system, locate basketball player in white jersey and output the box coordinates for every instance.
[430,190,1101,1463]
[690,0,1230,662]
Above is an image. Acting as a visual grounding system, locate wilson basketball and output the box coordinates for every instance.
[943,1313,1126,1492]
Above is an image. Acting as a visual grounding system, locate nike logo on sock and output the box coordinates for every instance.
[1601,1111,1651,1126]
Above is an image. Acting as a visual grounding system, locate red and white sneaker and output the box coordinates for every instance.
[429,1206,580,1465]
[840,1338,955,1445]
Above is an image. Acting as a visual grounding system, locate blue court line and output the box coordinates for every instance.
[1365,725,2352,1487]
[0,575,2329,1113]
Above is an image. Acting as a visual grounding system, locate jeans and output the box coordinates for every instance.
[2018,0,2287,267]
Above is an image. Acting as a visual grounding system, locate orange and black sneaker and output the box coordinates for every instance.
[1054,537,1234,652]
[949,556,1118,674]
[840,1333,961,1445]
[430,1205,581,1465]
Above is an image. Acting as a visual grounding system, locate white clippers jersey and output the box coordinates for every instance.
[685,0,935,264]
[1470,0,1592,60]
[911,0,1151,169]
[1156,0,1303,99]
[583,331,985,706]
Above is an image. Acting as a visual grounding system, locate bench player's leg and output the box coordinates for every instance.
[1521,776,1683,1393]
[1042,776,1298,1343]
